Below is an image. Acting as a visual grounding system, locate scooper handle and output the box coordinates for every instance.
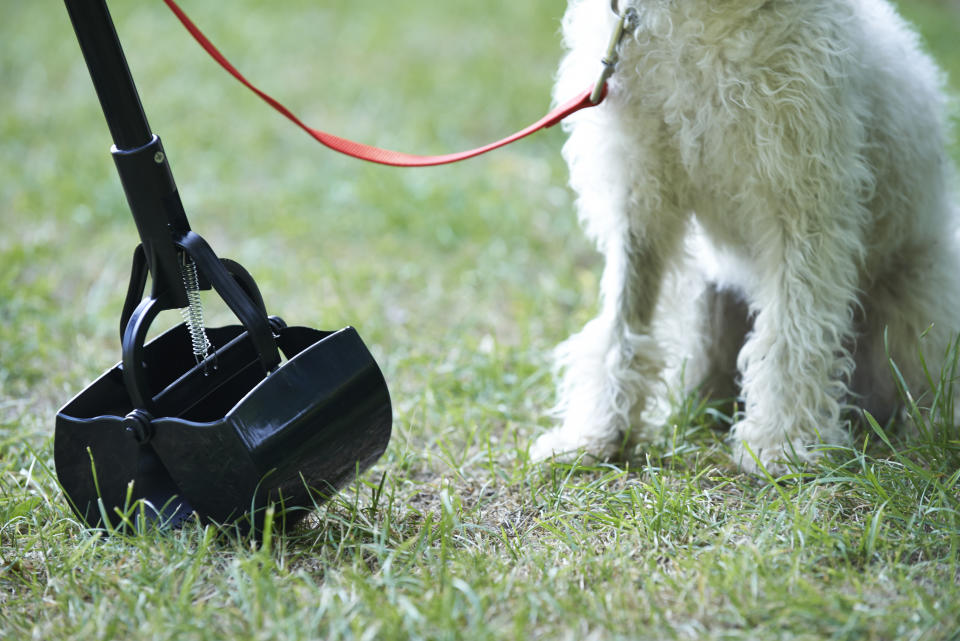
[64,0,190,311]
[64,0,151,149]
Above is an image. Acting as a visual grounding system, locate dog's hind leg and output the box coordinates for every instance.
[642,251,752,428]
[660,219,752,402]
[852,236,960,429]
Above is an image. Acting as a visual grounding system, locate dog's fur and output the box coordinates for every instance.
[532,0,960,472]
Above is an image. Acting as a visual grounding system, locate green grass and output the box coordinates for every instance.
[2,1,959,639]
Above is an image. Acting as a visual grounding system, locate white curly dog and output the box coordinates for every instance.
[533,0,960,472]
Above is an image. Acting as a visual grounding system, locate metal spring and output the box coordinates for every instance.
[179,254,212,365]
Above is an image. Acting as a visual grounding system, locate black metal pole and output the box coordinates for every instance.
[64,0,190,310]
[63,0,152,151]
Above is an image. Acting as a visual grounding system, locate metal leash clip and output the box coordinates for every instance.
[590,1,639,104]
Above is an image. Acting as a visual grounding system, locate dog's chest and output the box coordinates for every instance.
[611,17,795,248]
[616,22,766,169]
[611,8,826,198]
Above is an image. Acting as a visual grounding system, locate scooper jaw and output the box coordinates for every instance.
[55,318,393,530]
[55,0,392,531]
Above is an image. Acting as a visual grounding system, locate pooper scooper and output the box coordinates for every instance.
[54,0,392,531]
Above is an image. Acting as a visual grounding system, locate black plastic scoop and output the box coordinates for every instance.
[55,0,392,531]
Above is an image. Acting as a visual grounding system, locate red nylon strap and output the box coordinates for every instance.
[162,0,602,167]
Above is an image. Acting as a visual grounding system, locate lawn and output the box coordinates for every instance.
[2,1,959,639]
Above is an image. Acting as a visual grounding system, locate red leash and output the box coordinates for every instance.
[162,0,604,167]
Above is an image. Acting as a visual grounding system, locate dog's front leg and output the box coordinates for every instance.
[533,188,687,462]
[730,215,863,474]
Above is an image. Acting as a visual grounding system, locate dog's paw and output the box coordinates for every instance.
[729,443,790,477]
[728,425,818,478]
[529,427,620,464]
